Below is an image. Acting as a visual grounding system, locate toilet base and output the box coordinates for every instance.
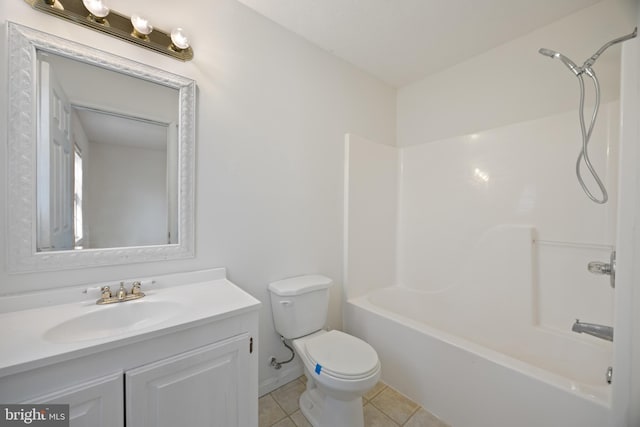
[299,387,364,427]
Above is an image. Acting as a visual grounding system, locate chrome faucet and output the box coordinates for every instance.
[572,319,613,342]
[96,281,146,305]
[116,282,127,301]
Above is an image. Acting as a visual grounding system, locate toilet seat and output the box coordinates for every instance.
[303,330,379,380]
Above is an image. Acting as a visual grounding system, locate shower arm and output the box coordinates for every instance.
[583,27,637,69]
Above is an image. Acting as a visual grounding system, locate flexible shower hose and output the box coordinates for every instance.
[575,67,608,204]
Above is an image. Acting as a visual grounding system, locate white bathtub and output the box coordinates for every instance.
[345,285,612,427]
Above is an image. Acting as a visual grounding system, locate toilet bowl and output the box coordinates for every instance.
[293,330,381,427]
[268,275,381,427]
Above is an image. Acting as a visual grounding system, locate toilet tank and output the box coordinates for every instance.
[268,275,332,339]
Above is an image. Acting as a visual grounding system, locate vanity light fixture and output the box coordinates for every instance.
[131,14,153,40]
[24,0,193,61]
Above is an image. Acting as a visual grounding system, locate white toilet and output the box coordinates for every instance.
[268,275,381,427]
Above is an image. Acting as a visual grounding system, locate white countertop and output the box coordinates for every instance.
[0,275,261,377]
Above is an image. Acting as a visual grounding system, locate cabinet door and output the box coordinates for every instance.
[126,334,250,427]
[24,372,123,427]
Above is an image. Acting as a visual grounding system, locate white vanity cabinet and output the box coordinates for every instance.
[126,334,250,427]
[12,332,254,427]
[25,372,124,427]
[0,272,260,427]
[18,335,255,427]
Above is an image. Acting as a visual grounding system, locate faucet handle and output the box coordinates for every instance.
[100,286,112,299]
[131,281,143,296]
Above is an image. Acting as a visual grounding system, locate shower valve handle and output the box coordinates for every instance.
[587,261,611,275]
[587,251,616,288]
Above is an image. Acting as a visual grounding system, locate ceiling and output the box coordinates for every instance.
[236,0,602,87]
[76,108,169,151]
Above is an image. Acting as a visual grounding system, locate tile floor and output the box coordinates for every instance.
[259,376,450,427]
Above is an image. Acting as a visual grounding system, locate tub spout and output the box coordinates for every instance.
[572,319,613,342]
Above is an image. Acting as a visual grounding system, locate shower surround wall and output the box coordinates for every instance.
[398,103,618,332]
[345,102,620,427]
[343,2,636,425]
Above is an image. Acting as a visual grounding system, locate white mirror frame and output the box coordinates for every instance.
[6,22,196,272]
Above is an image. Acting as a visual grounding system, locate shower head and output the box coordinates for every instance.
[538,48,581,75]
[538,48,558,58]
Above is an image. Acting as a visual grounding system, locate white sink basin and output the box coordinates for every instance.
[43,300,182,343]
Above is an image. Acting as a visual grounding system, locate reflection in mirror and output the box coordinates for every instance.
[36,50,179,251]
[7,22,195,272]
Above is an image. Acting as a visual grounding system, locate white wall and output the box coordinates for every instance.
[612,7,640,425]
[343,134,398,299]
[397,0,636,146]
[86,142,168,248]
[0,0,396,393]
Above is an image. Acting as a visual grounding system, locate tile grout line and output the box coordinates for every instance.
[367,384,388,401]
[368,383,421,427]
[268,390,290,427]
[266,378,431,427]
[368,399,402,426]
[400,405,422,426]
[269,377,308,427]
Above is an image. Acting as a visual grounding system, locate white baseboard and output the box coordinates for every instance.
[259,362,304,396]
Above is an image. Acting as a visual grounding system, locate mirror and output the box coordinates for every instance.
[35,51,180,251]
[7,22,196,272]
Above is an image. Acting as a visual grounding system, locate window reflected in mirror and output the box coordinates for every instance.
[73,145,83,248]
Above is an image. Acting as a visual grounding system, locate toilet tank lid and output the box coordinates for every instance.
[268,275,333,296]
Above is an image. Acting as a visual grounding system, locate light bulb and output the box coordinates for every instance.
[82,0,109,18]
[131,14,153,37]
[170,28,190,50]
